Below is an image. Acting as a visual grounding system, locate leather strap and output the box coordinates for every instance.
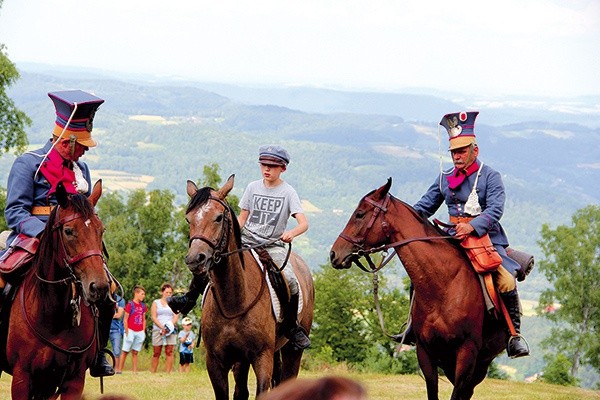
[31,206,55,216]
[484,273,518,337]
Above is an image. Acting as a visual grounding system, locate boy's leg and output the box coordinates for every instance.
[119,351,128,372]
[131,350,138,373]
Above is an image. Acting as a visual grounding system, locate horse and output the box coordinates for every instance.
[1,180,112,400]
[184,175,314,400]
[329,178,507,400]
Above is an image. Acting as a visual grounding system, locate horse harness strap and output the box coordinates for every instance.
[18,284,97,355]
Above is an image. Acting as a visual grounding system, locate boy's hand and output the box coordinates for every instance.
[280,231,295,243]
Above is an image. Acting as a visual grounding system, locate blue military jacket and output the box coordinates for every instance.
[414,160,510,247]
[4,140,92,247]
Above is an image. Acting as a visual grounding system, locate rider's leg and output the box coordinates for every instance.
[167,273,209,315]
[271,246,310,350]
[391,282,416,345]
[89,300,116,377]
[494,262,529,358]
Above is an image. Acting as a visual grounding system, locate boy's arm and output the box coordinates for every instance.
[281,212,308,243]
[237,209,249,228]
[123,311,130,335]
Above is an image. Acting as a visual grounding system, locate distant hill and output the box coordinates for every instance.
[3,66,600,275]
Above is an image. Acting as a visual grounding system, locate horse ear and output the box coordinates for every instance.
[56,182,70,208]
[187,180,198,198]
[216,174,235,200]
[89,180,102,207]
[373,177,392,200]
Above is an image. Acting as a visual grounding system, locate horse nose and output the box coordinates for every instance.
[329,250,337,264]
[185,252,207,267]
[89,282,109,302]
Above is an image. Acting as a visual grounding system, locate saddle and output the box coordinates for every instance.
[254,247,290,306]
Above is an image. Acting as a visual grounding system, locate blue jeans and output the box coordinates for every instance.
[109,329,123,358]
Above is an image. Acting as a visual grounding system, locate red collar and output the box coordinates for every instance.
[39,148,78,196]
[446,160,480,189]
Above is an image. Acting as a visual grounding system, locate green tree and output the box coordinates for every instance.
[194,162,240,214]
[311,261,410,368]
[541,353,579,386]
[1,35,30,154]
[537,205,600,376]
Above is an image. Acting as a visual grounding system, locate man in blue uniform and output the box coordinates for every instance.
[1,90,116,376]
[392,111,529,358]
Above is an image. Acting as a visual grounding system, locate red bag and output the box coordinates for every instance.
[0,234,39,276]
[460,234,502,273]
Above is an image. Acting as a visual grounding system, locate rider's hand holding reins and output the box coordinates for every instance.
[455,222,475,240]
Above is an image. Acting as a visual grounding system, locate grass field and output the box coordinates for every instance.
[1,358,598,400]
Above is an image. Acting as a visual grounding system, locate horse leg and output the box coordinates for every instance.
[449,342,478,400]
[253,350,274,398]
[58,374,86,400]
[272,350,282,388]
[10,367,32,400]
[416,345,439,400]
[232,361,250,400]
[206,355,230,400]
[279,340,303,382]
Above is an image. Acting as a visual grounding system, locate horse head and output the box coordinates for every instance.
[185,174,237,275]
[330,178,393,269]
[49,180,109,304]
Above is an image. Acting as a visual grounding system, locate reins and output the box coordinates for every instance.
[336,193,456,338]
[195,196,288,319]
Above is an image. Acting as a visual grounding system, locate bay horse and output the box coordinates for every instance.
[329,178,507,400]
[184,175,314,400]
[1,180,112,400]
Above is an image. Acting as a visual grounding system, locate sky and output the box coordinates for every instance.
[1,0,599,98]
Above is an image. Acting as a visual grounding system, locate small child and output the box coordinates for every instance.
[178,317,196,373]
[118,285,147,373]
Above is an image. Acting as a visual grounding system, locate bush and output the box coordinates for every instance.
[541,353,578,386]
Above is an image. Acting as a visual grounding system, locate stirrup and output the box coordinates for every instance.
[507,335,530,358]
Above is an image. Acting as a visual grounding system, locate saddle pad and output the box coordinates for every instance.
[250,249,303,323]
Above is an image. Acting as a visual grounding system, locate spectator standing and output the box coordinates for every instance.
[118,286,147,373]
[150,283,179,373]
[110,294,126,374]
[178,317,196,373]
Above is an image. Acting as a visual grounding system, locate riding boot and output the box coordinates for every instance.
[501,289,530,359]
[167,273,208,315]
[391,284,416,345]
[89,302,116,377]
[284,293,311,350]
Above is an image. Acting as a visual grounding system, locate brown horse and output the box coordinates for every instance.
[329,178,507,400]
[184,175,314,400]
[1,180,112,400]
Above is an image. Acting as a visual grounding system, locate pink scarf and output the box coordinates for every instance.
[446,160,480,190]
[39,148,77,196]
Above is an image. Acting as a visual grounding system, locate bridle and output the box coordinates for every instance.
[188,196,233,266]
[337,193,454,273]
[22,204,106,357]
[189,196,269,319]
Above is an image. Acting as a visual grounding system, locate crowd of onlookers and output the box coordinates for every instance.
[109,283,196,374]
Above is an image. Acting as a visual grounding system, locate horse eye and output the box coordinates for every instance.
[64,227,74,236]
[215,214,223,223]
[355,211,366,219]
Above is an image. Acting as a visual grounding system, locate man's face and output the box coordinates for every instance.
[451,145,479,171]
[55,139,89,161]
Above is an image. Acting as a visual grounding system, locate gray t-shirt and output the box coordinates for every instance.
[239,179,303,246]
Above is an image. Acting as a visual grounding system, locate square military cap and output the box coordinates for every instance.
[48,90,104,148]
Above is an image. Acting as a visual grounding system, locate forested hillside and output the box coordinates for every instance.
[3,68,599,278]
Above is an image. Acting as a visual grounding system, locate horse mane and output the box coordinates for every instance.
[187,187,244,263]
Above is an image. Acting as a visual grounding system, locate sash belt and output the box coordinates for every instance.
[449,215,474,224]
[31,206,55,216]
